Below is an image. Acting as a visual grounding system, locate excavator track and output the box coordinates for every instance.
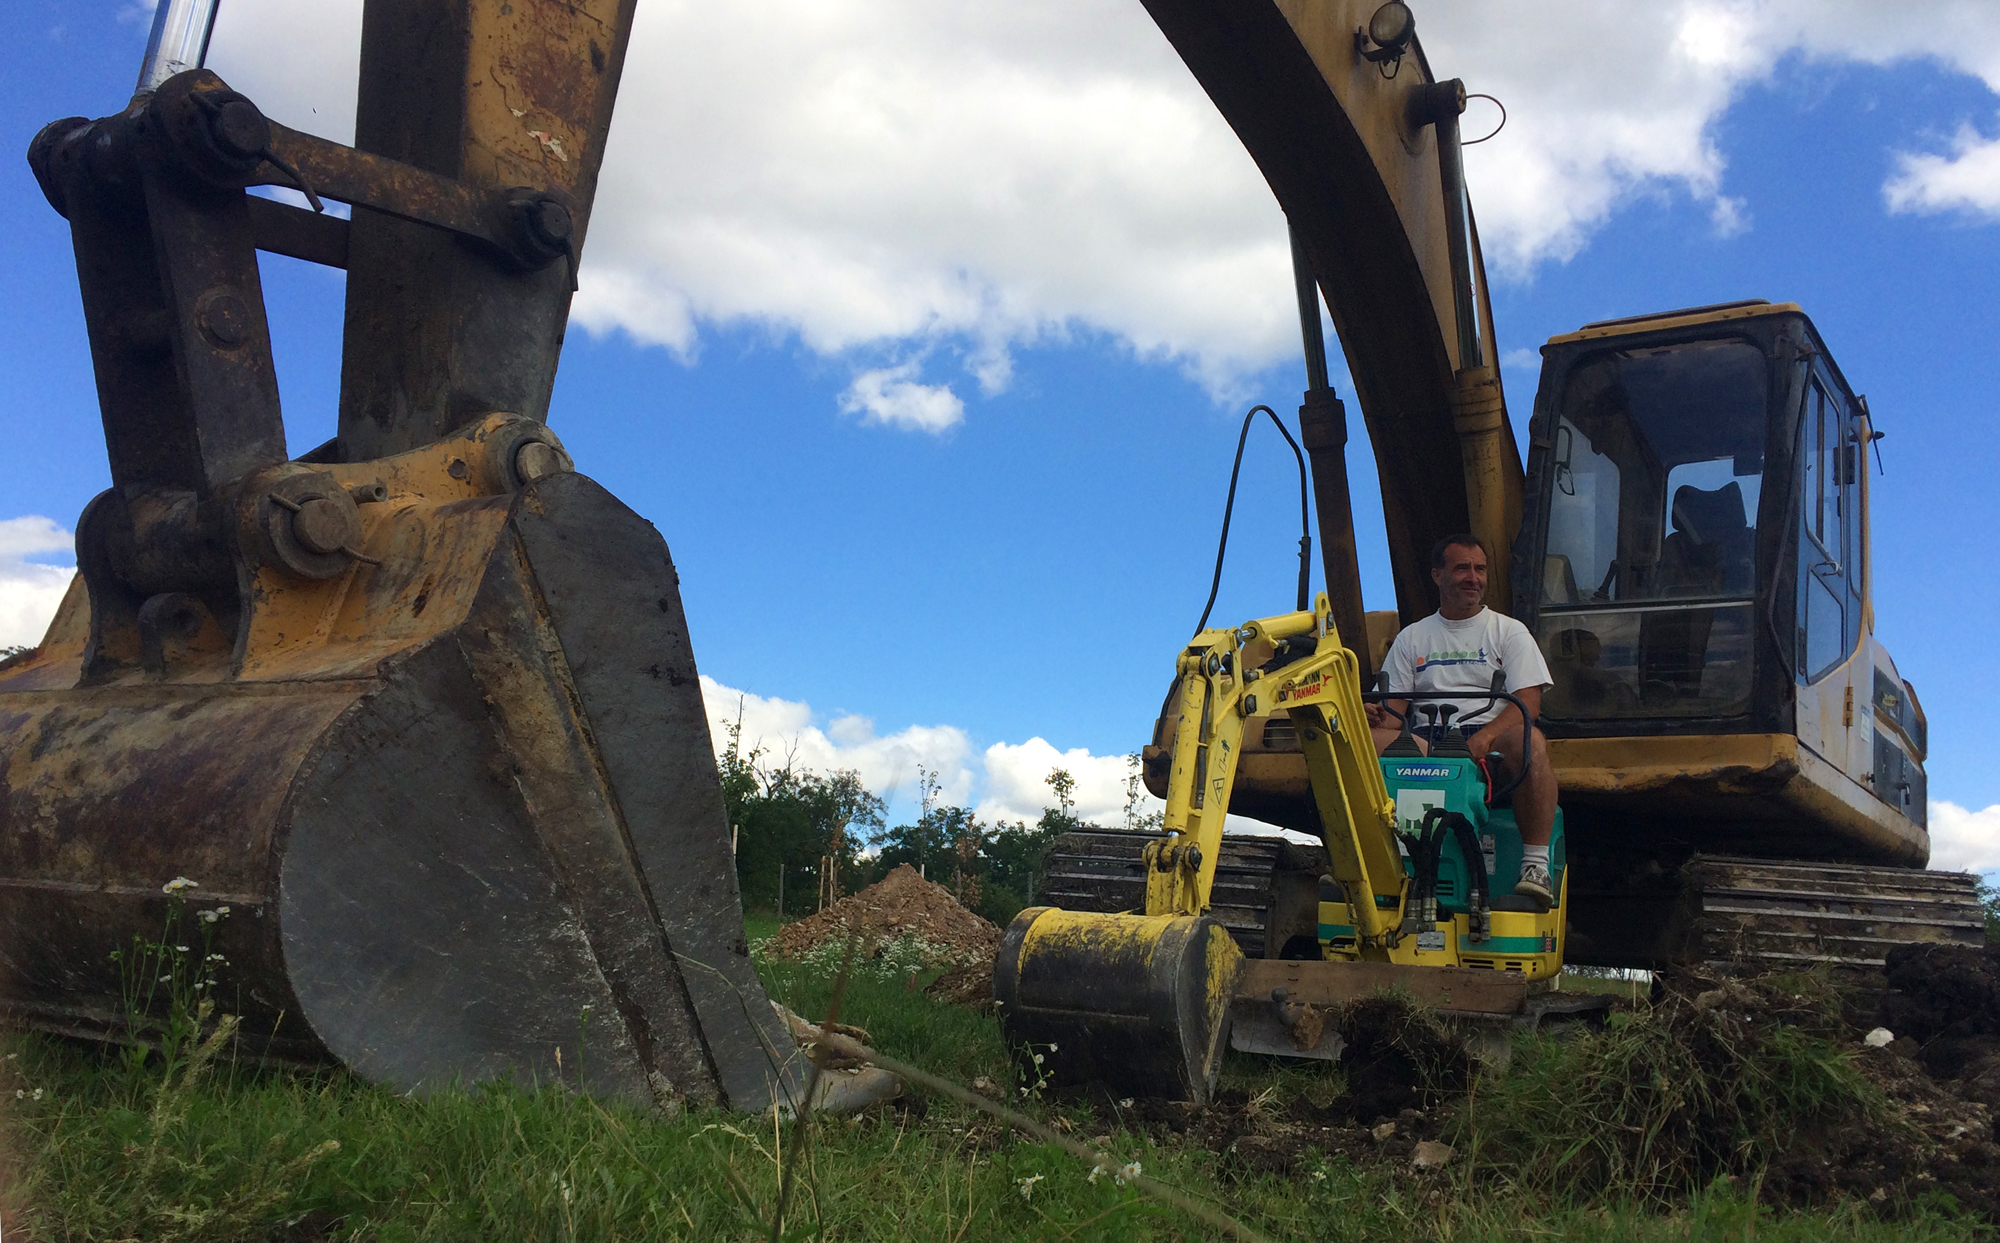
[1688,855,1986,973]
[1046,836,1989,975]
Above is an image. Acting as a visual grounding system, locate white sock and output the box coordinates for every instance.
[1521,844,1549,869]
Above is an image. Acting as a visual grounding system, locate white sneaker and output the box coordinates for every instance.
[1515,860,1554,911]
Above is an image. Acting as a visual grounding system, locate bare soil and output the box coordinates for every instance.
[763,864,999,966]
[1047,958,2000,1221]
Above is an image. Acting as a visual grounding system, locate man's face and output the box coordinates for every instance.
[1432,543,1488,615]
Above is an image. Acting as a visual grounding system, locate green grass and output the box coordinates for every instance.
[0,940,1986,1242]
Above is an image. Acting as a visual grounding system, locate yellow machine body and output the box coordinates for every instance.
[995,595,1566,1101]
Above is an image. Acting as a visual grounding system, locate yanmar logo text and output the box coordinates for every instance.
[1393,763,1452,781]
[1275,671,1328,704]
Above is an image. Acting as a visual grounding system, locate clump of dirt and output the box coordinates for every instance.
[923,959,994,1008]
[1880,943,2000,1102]
[1329,994,1474,1122]
[762,864,999,967]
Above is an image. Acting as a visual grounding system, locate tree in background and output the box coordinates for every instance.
[719,716,883,914]
[974,767,1084,927]
[1123,752,1164,832]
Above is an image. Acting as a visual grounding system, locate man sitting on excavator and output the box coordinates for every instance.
[1366,535,1560,909]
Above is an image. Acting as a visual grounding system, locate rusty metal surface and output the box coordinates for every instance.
[0,449,806,1110]
[13,0,801,1114]
[338,0,637,459]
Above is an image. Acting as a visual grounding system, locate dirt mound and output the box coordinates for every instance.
[763,865,999,966]
[1882,943,2000,1043]
[1878,942,2000,1106]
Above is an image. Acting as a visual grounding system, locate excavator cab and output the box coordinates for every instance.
[1510,301,1937,964]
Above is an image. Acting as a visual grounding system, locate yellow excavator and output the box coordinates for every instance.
[996,593,1568,1102]
[1016,0,1981,1097]
[0,0,806,1112]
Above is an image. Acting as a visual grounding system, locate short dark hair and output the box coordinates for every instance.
[1430,534,1487,568]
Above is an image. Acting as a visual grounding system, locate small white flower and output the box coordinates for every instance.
[1087,1164,1105,1185]
[1118,1162,1141,1186]
[175,945,189,953]
[31,1088,42,1101]
[1032,1053,1044,1065]
[1016,1174,1044,1201]
[1046,1042,1056,1052]
[206,953,225,963]
[1309,1169,1327,1182]
[1118,1098,1134,1109]
[162,877,198,894]
[158,975,171,983]
[196,906,230,924]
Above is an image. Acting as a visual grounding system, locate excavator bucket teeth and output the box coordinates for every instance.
[993,907,1241,1105]
[0,471,807,1114]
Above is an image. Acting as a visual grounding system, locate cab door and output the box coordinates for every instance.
[1794,364,1865,770]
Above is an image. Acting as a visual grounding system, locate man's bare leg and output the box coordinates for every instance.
[1468,711,1558,908]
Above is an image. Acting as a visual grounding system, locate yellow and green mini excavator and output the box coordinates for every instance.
[997,593,1571,1104]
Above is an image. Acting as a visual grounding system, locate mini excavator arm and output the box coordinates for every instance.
[1147,599,1403,946]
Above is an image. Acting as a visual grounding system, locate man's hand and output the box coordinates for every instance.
[1365,701,1388,730]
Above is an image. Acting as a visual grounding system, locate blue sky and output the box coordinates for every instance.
[4,2,2000,855]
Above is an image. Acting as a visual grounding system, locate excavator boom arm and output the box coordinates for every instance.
[1139,0,1523,622]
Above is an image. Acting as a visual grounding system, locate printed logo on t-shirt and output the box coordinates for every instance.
[1416,647,1491,669]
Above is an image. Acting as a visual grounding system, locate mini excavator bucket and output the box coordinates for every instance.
[993,909,1240,1105]
[0,1,806,1112]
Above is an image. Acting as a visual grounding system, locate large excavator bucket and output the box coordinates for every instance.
[0,421,806,1112]
[2,1,806,1111]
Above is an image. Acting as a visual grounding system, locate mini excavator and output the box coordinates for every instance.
[996,595,1569,1103]
[0,0,806,1111]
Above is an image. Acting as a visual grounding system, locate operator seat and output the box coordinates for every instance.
[1660,481,1754,597]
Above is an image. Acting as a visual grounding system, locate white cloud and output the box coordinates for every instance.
[700,674,1170,831]
[1929,801,2000,873]
[837,363,965,433]
[977,738,1144,827]
[201,1,2000,408]
[0,517,76,649]
[1886,121,2000,218]
[701,674,976,811]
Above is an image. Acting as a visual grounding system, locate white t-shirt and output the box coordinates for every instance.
[1380,607,1553,730]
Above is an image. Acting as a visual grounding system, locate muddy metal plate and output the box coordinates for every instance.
[0,471,806,1113]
